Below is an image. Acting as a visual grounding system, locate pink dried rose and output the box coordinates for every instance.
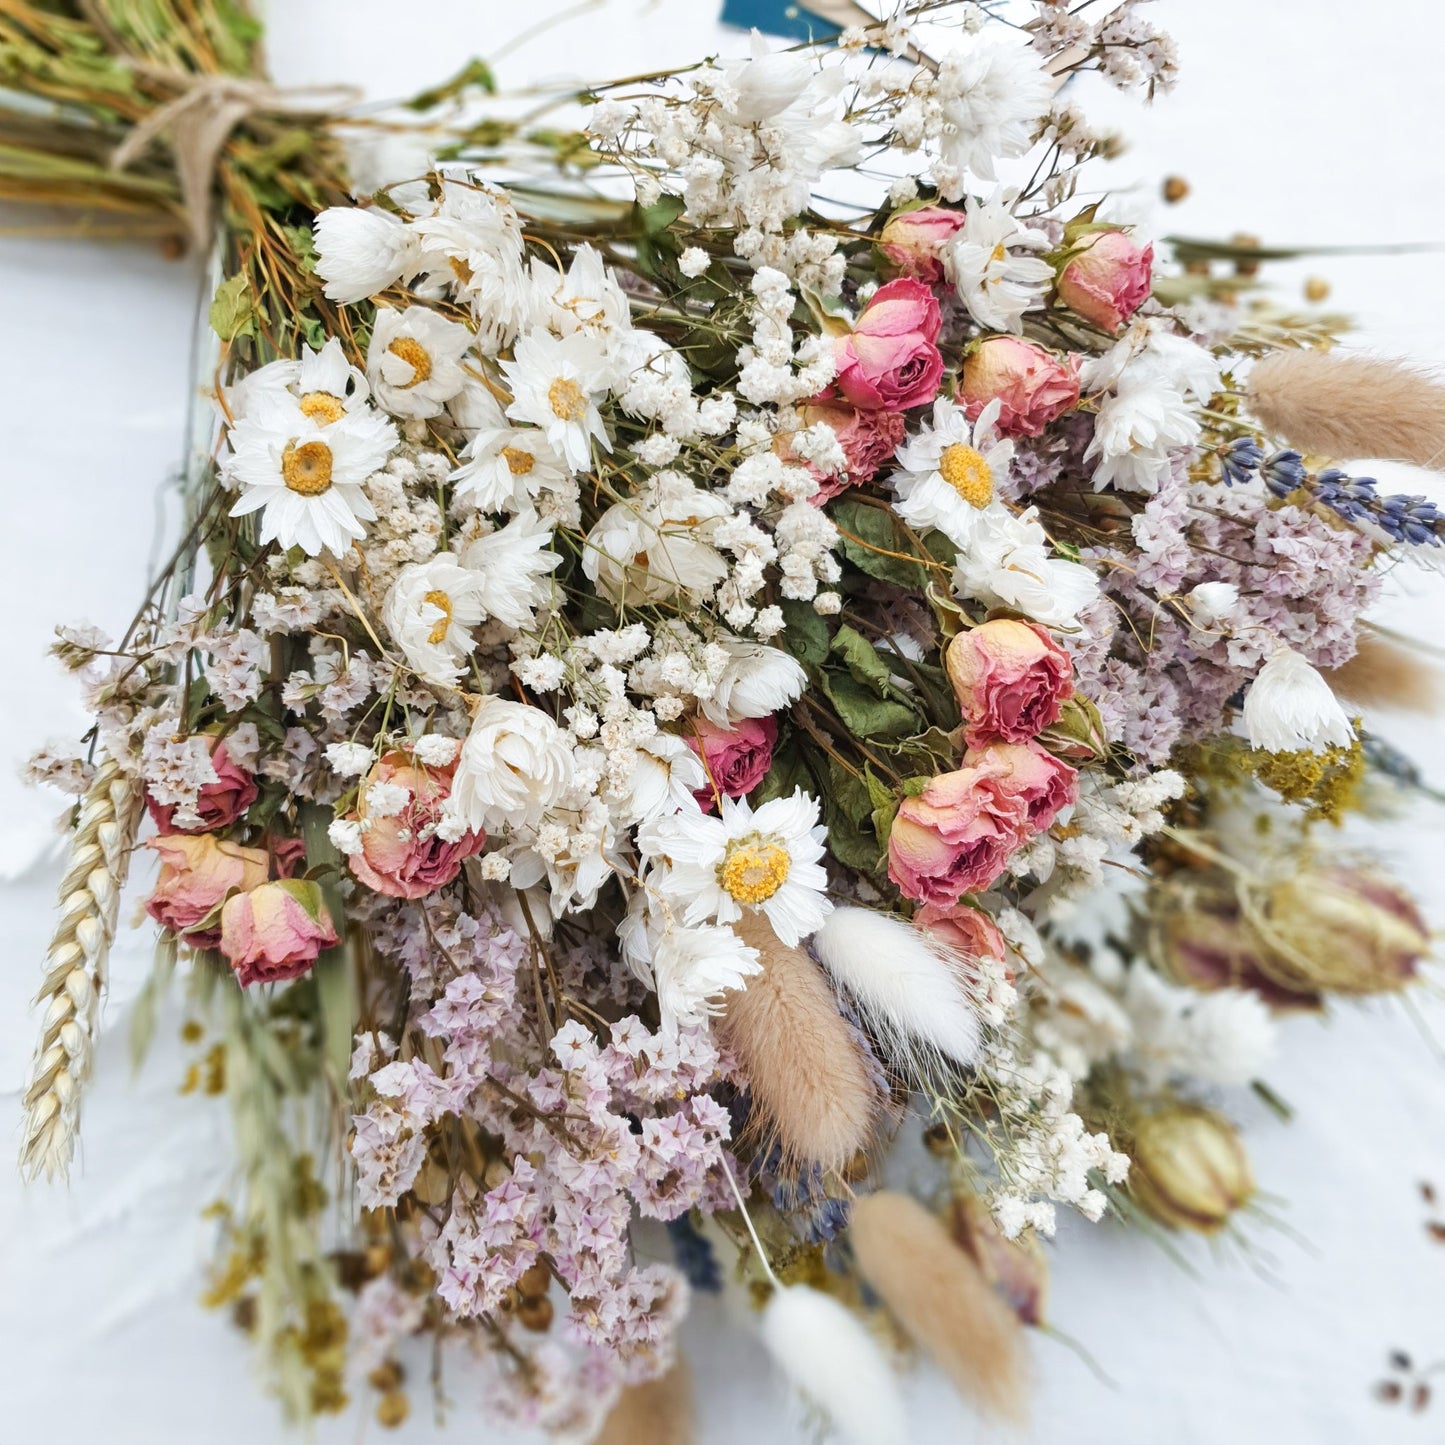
[785,400,907,502]
[833,278,945,411]
[219,878,339,987]
[878,204,966,283]
[145,833,269,948]
[959,336,1082,438]
[914,900,1009,968]
[1056,229,1154,333]
[687,714,778,811]
[971,740,1079,833]
[887,762,1030,907]
[946,618,1074,748]
[146,736,258,834]
[347,750,486,900]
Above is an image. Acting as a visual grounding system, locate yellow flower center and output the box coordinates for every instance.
[503,446,536,476]
[387,336,433,388]
[423,589,453,645]
[990,241,1008,264]
[280,440,334,496]
[938,443,994,508]
[450,256,474,286]
[548,377,586,422]
[719,838,791,906]
[299,391,346,425]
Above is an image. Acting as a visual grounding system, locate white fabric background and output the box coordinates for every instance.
[3,3,1444,1441]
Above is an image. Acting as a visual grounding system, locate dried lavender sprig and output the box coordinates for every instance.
[1258,450,1445,546]
[20,759,144,1181]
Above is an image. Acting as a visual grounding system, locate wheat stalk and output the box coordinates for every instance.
[19,758,144,1182]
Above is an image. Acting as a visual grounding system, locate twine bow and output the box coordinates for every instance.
[110,73,363,252]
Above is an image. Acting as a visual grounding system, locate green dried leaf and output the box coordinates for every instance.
[209,272,255,342]
[778,598,830,669]
[830,499,930,588]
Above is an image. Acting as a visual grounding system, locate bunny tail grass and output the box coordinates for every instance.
[717,914,877,1175]
[1248,350,1445,470]
[850,1190,1029,1423]
[811,907,981,1077]
[595,1361,693,1445]
[1324,631,1443,714]
[760,1284,908,1445]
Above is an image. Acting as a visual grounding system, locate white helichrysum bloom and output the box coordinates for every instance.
[637,789,831,947]
[1243,647,1354,753]
[951,505,1099,629]
[583,472,731,605]
[933,42,1053,189]
[615,732,709,828]
[459,510,561,630]
[366,306,474,420]
[501,328,613,470]
[618,892,762,1031]
[451,426,571,514]
[312,206,417,304]
[945,194,1054,333]
[508,801,616,918]
[226,393,396,557]
[324,740,374,777]
[1188,580,1240,627]
[698,636,806,726]
[1121,967,1276,1088]
[382,553,490,684]
[448,696,576,832]
[226,336,369,424]
[526,245,631,338]
[1081,322,1218,494]
[891,397,1017,549]
[445,375,507,433]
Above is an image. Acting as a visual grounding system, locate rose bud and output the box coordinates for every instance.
[1126,1103,1254,1235]
[1056,229,1154,333]
[219,878,339,987]
[946,619,1074,749]
[346,750,486,900]
[877,204,966,283]
[887,763,1030,906]
[967,741,1079,834]
[833,277,945,412]
[960,336,1082,439]
[145,833,269,948]
[686,714,778,812]
[914,900,1008,971]
[948,1189,1048,1326]
[782,400,907,503]
[146,735,258,834]
[1261,865,1429,997]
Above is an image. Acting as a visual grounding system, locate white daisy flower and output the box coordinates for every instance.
[226,394,396,558]
[451,426,571,513]
[501,328,613,470]
[1242,647,1354,754]
[381,553,490,685]
[583,472,731,605]
[935,43,1052,185]
[945,194,1054,333]
[527,245,631,338]
[951,506,1099,629]
[227,336,368,425]
[459,510,562,631]
[366,305,475,420]
[615,732,709,828]
[891,396,1016,550]
[637,789,831,947]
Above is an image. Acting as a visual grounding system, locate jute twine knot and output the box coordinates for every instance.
[110,72,363,251]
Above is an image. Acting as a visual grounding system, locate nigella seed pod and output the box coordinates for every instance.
[1127,1103,1254,1235]
[1258,866,1430,997]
